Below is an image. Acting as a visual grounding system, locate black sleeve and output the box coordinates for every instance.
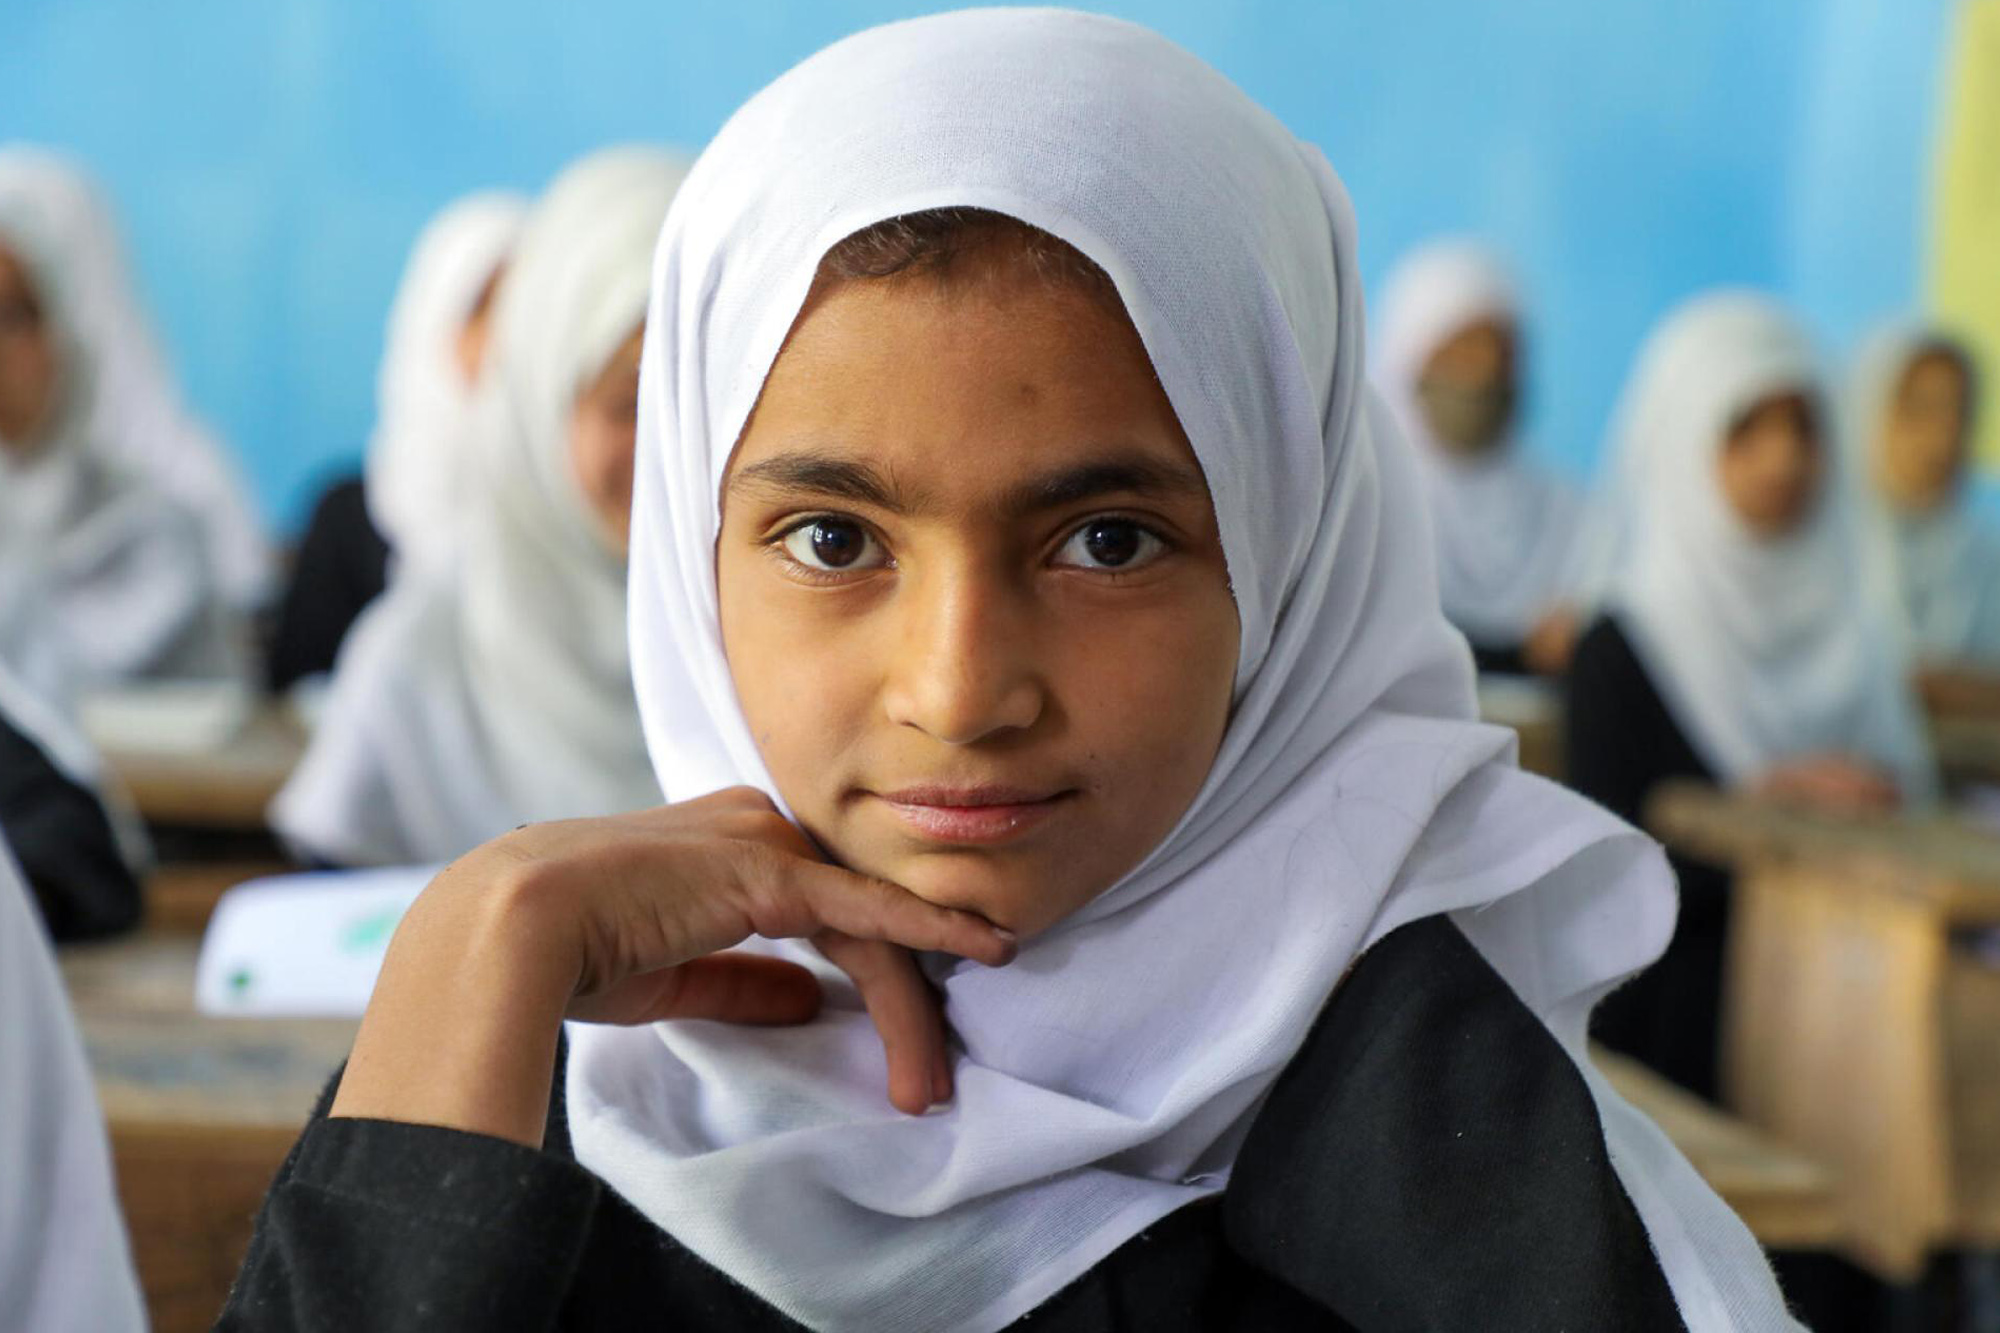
[265,477,391,694]
[218,1063,603,1332]
[1468,640,1529,676]
[1563,615,1714,828]
[0,713,140,941]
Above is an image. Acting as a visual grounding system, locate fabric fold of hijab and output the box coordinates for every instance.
[567,12,1798,1332]
[1371,240,1584,647]
[0,145,271,610]
[363,191,527,580]
[1605,292,1934,797]
[268,149,682,866]
[1848,322,1999,663]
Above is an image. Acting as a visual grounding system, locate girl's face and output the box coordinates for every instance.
[569,326,644,555]
[1874,350,1970,515]
[1415,317,1517,455]
[454,263,506,388]
[717,254,1240,937]
[1717,391,1822,540]
[0,241,57,453]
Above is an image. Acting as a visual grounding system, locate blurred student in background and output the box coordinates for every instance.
[1566,291,1935,1098]
[268,149,681,867]
[266,191,527,693]
[0,165,248,700]
[1850,324,1998,673]
[0,146,271,615]
[1372,240,1584,676]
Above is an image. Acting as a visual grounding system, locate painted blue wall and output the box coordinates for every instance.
[0,0,1958,532]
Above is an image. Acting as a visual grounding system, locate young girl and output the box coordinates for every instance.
[1567,291,1935,1098]
[0,171,246,697]
[225,13,1797,1330]
[1850,323,1997,667]
[0,146,271,613]
[267,150,680,867]
[1373,240,1585,676]
[266,191,526,692]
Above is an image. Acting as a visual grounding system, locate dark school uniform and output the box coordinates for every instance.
[218,915,1691,1331]
[0,705,140,941]
[265,476,391,694]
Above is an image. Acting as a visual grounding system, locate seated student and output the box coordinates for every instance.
[1373,241,1585,676]
[0,658,142,940]
[222,15,1800,1330]
[0,145,271,614]
[267,152,681,867]
[0,174,247,691]
[0,836,146,1332]
[1567,292,1936,1099]
[1850,324,2000,670]
[266,191,527,693]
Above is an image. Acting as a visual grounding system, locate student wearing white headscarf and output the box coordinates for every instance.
[1566,291,1935,1099]
[265,191,527,692]
[0,836,147,1333]
[1373,240,1586,675]
[0,145,272,612]
[225,14,1798,1331]
[1849,324,1998,666]
[267,152,678,867]
[0,170,247,692]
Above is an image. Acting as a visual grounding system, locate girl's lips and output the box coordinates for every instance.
[873,787,1074,845]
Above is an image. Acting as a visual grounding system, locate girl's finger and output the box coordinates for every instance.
[818,933,948,1115]
[569,953,822,1027]
[783,862,1017,966]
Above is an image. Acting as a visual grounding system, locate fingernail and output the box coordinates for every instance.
[993,927,1017,942]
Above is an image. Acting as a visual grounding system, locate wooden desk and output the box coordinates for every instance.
[145,861,291,934]
[1647,782,2000,1279]
[101,707,305,832]
[1594,1048,1840,1248]
[1476,675,1564,781]
[62,933,354,1333]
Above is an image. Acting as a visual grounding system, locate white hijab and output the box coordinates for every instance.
[0,176,244,690]
[1608,292,1934,796]
[0,145,272,611]
[363,191,527,578]
[1849,322,2000,663]
[269,149,681,867]
[1372,240,1584,647]
[566,13,1798,1331]
[0,838,145,1333]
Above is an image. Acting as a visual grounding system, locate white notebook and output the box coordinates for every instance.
[195,866,436,1017]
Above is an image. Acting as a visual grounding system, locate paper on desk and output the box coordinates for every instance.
[81,680,256,755]
[195,866,435,1016]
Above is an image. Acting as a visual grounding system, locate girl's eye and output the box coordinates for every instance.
[779,518,888,572]
[1055,518,1166,571]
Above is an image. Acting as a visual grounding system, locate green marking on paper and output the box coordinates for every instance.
[228,967,254,995]
[338,909,402,954]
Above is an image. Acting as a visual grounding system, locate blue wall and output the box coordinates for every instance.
[0,0,1958,532]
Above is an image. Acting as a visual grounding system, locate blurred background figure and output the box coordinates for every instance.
[1373,241,1585,677]
[267,149,681,868]
[0,147,271,615]
[265,190,526,694]
[1566,291,1936,1099]
[0,167,248,702]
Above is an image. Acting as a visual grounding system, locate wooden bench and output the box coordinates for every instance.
[100,706,306,833]
[61,932,356,1333]
[1476,674,1564,782]
[1647,782,2000,1279]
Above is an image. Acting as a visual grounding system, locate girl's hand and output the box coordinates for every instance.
[329,788,1016,1145]
[1752,755,1902,816]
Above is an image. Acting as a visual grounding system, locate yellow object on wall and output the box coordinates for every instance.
[1933,0,2000,471]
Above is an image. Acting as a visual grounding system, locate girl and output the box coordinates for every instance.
[267,151,679,867]
[1850,324,1997,667]
[1373,240,1585,676]
[226,13,1797,1330]
[266,191,527,692]
[0,170,246,696]
[1567,292,1935,1098]
[0,146,272,613]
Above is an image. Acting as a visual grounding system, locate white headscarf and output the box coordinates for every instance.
[1849,322,2000,663]
[0,175,244,690]
[566,13,1799,1331]
[269,148,682,867]
[1372,240,1584,647]
[0,146,272,611]
[1607,292,1934,796]
[363,191,527,578]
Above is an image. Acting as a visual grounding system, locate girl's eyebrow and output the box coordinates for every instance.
[729,448,1206,516]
